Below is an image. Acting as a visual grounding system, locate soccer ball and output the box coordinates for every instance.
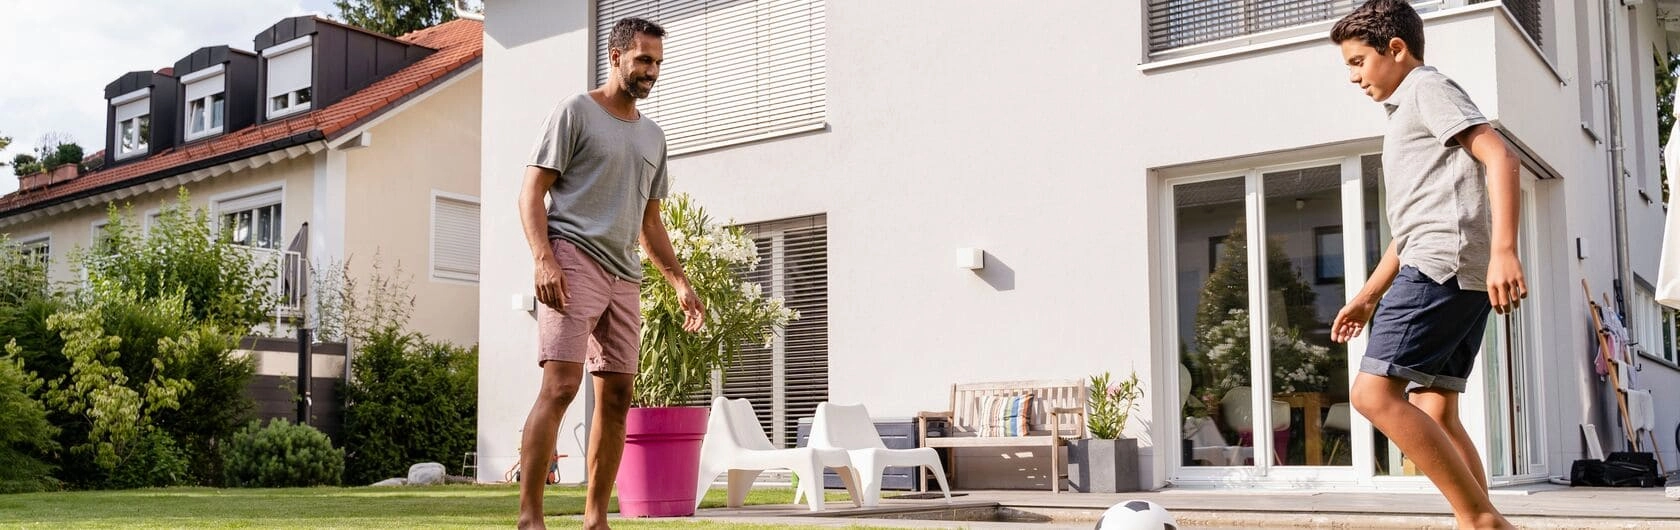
[1094,499,1177,530]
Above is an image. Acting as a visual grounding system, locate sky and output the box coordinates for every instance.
[0,0,342,195]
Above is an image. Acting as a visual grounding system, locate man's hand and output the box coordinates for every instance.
[1331,295,1378,343]
[535,258,569,311]
[1486,252,1528,315]
[677,282,705,333]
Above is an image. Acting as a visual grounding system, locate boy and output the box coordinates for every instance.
[1329,1,1528,529]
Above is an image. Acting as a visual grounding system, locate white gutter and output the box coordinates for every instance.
[453,0,483,21]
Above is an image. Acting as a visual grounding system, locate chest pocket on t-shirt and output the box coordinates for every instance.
[638,156,657,199]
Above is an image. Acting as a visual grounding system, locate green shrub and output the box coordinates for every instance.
[105,431,190,489]
[342,328,476,485]
[0,235,47,307]
[10,154,39,177]
[224,419,344,487]
[0,347,59,493]
[45,143,83,169]
[83,191,278,331]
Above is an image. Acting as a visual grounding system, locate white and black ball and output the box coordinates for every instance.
[1094,499,1177,530]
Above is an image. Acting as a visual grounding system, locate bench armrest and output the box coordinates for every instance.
[1050,407,1084,415]
[917,411,954,419]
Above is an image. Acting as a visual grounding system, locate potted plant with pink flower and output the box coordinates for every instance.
[1069,370,1143,493]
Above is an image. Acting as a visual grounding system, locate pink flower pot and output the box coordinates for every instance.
[615,406,708,517]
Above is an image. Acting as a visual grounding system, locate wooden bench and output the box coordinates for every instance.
[917,380,1087,493]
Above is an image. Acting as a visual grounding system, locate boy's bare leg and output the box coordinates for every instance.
[1411,389,1490,490]
[517,361,585,530]
[1352,374,1511,529]
[582,372,635,530]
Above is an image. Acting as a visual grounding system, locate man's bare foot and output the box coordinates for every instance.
[582,515,610,530]
[1457,512,1514,530]
[515,514,545,530]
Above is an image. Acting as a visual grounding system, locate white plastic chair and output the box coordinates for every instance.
[1219,386,1289,465]
[805,402,951,507]
[693,397,861,512]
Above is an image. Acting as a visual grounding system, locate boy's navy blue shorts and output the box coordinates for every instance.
[1359,266,1493,393]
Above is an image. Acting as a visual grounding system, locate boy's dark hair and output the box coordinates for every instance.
[1330,0,1425,61]
[609,17,666,52]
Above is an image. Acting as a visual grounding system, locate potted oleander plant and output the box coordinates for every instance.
[1069,370,1143,493]
[616,193,797,517]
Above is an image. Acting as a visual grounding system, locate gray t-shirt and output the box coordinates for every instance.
[528,93,670,280]
[1381,66,1491,291]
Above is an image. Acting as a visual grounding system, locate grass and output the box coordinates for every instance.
[0,484,893,529]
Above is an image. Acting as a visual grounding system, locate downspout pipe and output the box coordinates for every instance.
[1604,0,1637,325]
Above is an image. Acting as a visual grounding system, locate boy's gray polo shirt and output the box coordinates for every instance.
[528,93,671,281]
[1381,65,1492,292]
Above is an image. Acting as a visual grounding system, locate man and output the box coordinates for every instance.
[516,17,703,530]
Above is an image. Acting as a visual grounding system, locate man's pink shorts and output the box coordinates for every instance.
[537,238,641,374]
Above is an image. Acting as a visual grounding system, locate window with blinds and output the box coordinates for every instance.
[594,0,826,154]
[685,215,827,448]
[1145,1,1543,56]
[432,195,481,283]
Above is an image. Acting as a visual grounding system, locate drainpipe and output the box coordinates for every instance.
[1603,0,1636,324]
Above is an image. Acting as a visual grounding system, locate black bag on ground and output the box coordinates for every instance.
[1570,459,1608,486]
[1604,452,1662,487]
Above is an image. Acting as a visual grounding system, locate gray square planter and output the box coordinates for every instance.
[1068,438,1140,493]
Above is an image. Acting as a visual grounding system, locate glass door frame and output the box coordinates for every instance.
[1162,154,1370,487]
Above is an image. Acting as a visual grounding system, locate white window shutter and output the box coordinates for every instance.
[267,46,313,100]
[115,96,150,123]
[595,0,826,154]
[704,215,826,448]
[185,74,224,102]
[433,196,481,282]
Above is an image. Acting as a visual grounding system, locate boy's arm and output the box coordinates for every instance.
[1332,240,1400,343]
[1457,123,1528,314]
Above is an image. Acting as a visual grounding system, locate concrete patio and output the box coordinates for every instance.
[684,485,1680,529]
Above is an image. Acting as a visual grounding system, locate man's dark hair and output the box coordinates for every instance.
[1330,0,1425,61]
[609,17,665,52]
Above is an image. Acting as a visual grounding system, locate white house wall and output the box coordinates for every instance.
[478,1,1680,487]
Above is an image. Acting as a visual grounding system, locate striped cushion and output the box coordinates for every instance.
[978,394,1033,437]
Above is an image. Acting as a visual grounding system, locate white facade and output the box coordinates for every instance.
[478,1,1679,489]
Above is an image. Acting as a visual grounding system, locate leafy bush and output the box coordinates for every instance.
[45,143,83,169]
[312,254,415,343]
[105,431,190,489]
[341,328,476,485]
[223,419,344,487]
[0,347,59,493]
[0,235,48,310]
[84,192,279,331]
[636,194,796,407]
[11,153,40,177]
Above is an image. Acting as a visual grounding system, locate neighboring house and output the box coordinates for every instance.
[475,0,1678,490]
[0,16,485,348]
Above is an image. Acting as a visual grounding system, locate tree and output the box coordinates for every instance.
[333,0,456,37]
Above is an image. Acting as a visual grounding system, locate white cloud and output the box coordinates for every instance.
[0,0,338,195]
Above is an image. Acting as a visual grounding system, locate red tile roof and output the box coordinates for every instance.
[0,18,483,218]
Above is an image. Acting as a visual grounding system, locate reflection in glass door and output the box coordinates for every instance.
[1173,176,1255,469]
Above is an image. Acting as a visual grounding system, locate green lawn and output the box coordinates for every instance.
[0,484,891,529]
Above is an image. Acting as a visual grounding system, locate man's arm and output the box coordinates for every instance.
[1457,123,1528,314]
[638,199,705,332]
[522,166,568,310]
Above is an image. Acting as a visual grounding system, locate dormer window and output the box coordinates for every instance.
[112,88,152,159]
[264,36,313,119]
[182,65,226,141]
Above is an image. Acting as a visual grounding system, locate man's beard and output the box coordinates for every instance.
[621,71,654,99]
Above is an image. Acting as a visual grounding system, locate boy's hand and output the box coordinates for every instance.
[1331,296,1378,343]
[1487,252,1527,314]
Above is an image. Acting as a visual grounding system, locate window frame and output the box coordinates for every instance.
[430,190,482,284]
[112,88,152,160]
[211,186,286,250]
[263,37,314,120]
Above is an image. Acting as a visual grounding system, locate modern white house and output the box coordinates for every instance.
[475,0,1680,491]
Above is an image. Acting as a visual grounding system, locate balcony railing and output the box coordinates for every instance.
[245,247,306,321]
